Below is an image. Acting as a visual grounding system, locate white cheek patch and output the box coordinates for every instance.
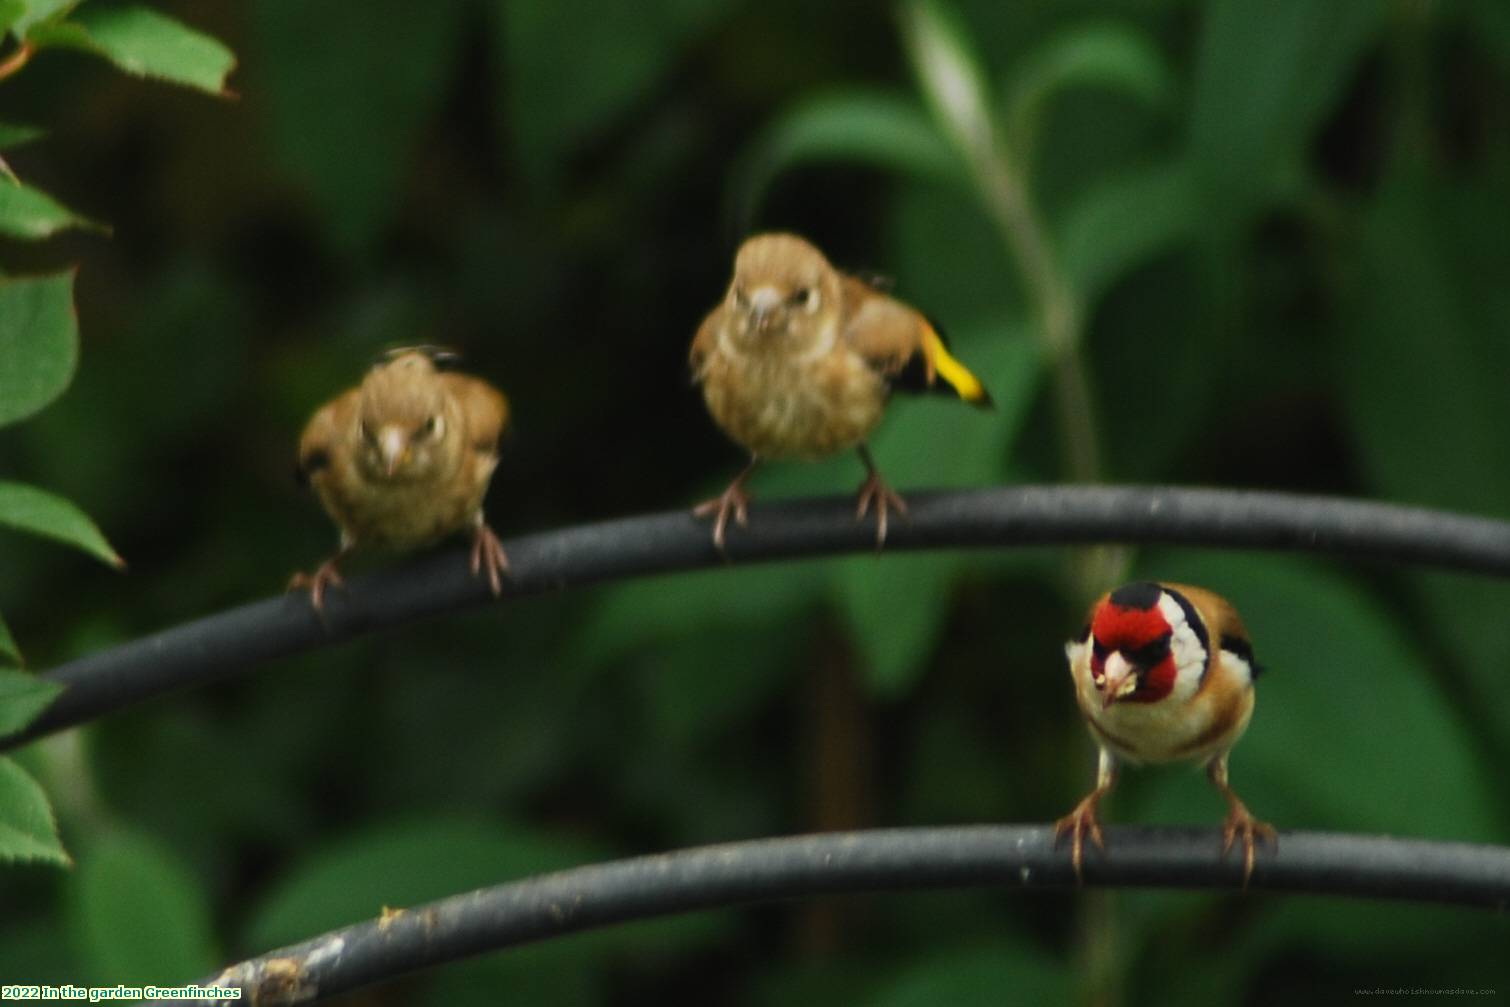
[1220,648,1254,689]
[1157,592,1208,702]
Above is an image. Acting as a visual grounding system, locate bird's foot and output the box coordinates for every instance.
[1054,794,1107,884]
[692,480,752,551]
[854,470,908,548]
[288,558,345,613]
[470,522,510,597]
[1220,800,1277,888]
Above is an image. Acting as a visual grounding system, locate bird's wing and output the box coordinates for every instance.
[689,305,724,380]
[1169,582,1261,677]
[442,373,510,455]
[297,388,358,485]
[840,274,992,407]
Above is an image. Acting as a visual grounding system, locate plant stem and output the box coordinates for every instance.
[0,41,35,84]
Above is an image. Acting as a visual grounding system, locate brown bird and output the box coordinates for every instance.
[290,348,510,611]
[1057,581,1275,884]
[689,232,992,549]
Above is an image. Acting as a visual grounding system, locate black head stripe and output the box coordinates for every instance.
[1109,581,1163,611]
[1221,633,1263,679]
[377,344,465,370]
[1162,587,1210,655]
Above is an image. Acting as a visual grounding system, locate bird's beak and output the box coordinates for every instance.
[379,426,408,476]
[748,286,782,332]
[1101,651,1138,709]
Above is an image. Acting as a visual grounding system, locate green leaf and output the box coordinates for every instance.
[577,562,827,668]
[10,0,78,38]
[1187,0,1381,221]
[869,943,1071,1006]
[1336,162,1510,747]
[0,613,18,665]
[0,179,106,240]
[0,122,44,149]
[0,0,23,36]
[1004,22,1174,163]
[1057,157,1198,304]
[1133,553,1500,842]
[30,6,235,96]
[1463,0,1510,76]
[0,481,124,568]
[0,668,63,734]
[0,270,78,428]
[731,88,960,233]
[494,0,731,185]
[69,830,216,984]
[244,817,604,951]
[256,0,466,252]
[900,0,998,163]
[0,755,68,866]
[830,326,1042,695]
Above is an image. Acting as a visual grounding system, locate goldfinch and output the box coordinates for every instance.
[689,232,992,549]
[1057,580,1275,883]
[290,347,510,611]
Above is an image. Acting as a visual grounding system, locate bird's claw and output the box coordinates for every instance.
[288,559,345,613]
[470,522,510,597]
[693,482,752,552]
[1220,802,1277,888]
[1054,796,1106,884]
[855,472,908,548]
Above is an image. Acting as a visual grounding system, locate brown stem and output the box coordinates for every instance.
[0,41,36,84]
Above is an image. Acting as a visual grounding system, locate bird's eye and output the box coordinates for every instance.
[1127,639,1168,668]
[359,420,376,443]
[733,286,749,307]
[421,415,439,437]
[790,287,815,308]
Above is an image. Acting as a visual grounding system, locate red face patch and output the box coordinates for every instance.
[1091,599,1177,704]
[1091,602,1169,652]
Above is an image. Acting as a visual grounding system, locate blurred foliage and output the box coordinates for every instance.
[0,0,1508,1002]
[0,0,227,870]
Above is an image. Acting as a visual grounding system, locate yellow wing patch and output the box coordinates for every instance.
[922,322,992,408]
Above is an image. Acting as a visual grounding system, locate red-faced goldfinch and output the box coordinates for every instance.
[1057,580,1275,883]
[689,232,992,549]
[291,348,510,611]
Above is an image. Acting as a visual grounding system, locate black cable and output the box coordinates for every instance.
[6,484,1510,751]
[177,824,1510,1006]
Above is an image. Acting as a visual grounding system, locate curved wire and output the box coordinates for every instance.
[6,484,1510,751]
[181,824,1510,1005]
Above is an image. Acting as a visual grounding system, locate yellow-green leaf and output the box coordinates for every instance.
[0,756,68,866]
[0,122,45,150]
[0,180,106,240]
[0,668,62,734]
[0,481,123,568]
[0,270,78,427]
[9,0,76,38]
[30,5,235,97]
[69,830,216,983]
[0,613,17,665]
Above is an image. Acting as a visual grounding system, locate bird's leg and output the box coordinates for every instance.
[854,444,908,548]
[1208,754,1276,888]
[693,455,759,551]
[469,512,510,597]
[1054,748,1117,883]
[288,544,352,614]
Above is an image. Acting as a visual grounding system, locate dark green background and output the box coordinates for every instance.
[2,0,1508,1001]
